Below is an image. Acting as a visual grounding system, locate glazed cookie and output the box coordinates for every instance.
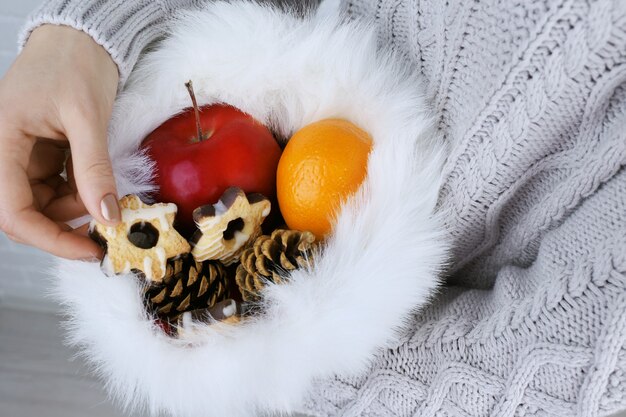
[190,187,271,266]
[89,195,191,282]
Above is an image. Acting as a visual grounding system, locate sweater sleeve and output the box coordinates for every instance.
[18,0,200,87]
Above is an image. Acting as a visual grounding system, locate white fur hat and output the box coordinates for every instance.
[54,2,448,416]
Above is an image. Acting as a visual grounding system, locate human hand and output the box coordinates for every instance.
[0,25,120,260]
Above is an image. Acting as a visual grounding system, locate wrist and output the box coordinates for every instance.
[29,24,118,83]
[18,0,173,88]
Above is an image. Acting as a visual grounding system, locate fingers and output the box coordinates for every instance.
[73,223,90,237]
[5,220,95,250]
[5,232,25,245]
[11,208,102,260]
[27,139,68,180]
[64,114,121,227]
[0,24,119,261]
[41,192,88,222]
[31,172,86,217]
[0,160,102,260]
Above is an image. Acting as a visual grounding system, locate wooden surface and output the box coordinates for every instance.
[0,306,148,417]
[0,306,312,417]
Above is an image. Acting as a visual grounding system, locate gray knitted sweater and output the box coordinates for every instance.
[21,0,626,416]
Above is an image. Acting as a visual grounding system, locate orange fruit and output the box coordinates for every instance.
[277,119,373,239]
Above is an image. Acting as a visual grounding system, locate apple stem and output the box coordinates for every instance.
[185,80,204,142]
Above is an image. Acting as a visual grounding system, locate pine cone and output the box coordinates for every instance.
[235,229,316,301]
[145,255,230,319]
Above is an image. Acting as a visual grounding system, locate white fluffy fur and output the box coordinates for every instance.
[53,2,448,416]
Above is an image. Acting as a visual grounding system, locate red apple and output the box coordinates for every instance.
[141,81,282,237]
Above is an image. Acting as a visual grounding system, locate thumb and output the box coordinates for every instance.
[66,118,120,226]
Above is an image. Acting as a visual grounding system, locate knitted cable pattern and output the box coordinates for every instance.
[306,168,625,416]
[302,0,626,415]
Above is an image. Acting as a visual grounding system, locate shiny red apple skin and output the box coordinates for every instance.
[141,104,282,237]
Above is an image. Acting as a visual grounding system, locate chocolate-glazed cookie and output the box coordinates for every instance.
[89,195,190,282]
[190,187,271,266]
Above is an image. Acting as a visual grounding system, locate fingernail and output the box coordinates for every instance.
[100,194,121,223]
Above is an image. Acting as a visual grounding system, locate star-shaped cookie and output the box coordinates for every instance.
[89,195,190,282]
[190,187,271,266]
